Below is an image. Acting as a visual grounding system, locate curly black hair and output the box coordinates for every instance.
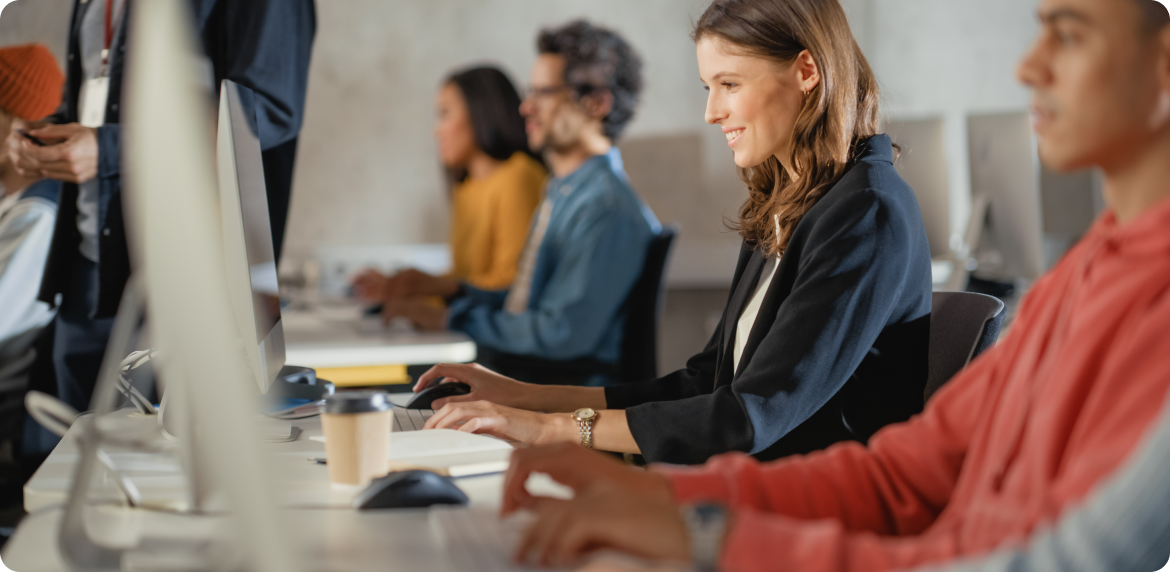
[537,20,644,142]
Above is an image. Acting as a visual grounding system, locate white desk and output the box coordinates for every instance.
[281,303,476,369]
[6,397,575,572]
[4,504,486,572]
[22,400,516,513]
[2,307,582,572]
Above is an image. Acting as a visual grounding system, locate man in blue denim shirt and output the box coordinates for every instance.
[386,21,658,386]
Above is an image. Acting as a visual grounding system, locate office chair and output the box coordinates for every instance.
[616,224,678,383]
[924,291,1006,402]
[478,225,678,386]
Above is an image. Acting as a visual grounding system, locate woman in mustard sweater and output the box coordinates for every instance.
[353,67,545,327]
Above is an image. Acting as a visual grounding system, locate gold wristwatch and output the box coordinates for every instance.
[571,408,598,449]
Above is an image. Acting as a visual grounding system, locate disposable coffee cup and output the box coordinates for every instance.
[319,391,391,486]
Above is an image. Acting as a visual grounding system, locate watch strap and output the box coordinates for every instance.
[573,413,595,448]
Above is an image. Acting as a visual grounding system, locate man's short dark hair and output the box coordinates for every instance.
[538,20,643,142]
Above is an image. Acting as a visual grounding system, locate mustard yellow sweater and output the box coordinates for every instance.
[449,152,545,290]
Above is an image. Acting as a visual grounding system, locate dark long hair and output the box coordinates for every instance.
[444,66,538,185]
[693,0,883,256]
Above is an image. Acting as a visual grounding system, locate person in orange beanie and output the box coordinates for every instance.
[0,43,64,123]
[0,43,65,460]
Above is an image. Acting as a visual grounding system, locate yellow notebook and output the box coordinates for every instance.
[314,365,411,387]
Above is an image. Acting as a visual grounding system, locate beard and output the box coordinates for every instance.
[535,104,590,155]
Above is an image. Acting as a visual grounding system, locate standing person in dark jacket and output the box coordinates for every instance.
[7,0,316,414]
[411,0,933,465]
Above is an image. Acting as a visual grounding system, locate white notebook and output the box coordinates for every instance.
[310,429,512,460]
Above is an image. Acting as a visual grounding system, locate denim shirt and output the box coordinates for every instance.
[448,148,659,364]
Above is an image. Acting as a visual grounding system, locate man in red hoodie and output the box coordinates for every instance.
[494,1,1170,571]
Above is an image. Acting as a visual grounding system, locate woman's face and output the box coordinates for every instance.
[435,83,478,169]
[697,36,810,169]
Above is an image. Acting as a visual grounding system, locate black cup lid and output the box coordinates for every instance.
[320,391,391,415]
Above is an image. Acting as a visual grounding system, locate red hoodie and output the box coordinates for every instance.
[660,197,1170,572]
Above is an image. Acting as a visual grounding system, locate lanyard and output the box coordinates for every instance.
[102,0,123,66]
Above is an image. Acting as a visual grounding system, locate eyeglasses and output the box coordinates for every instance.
[525,85,573,100]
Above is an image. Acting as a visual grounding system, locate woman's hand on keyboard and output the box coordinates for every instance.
[415,363,531,409]
[351,269,388,302]
[501,443,674,516]
[383,268,461,300]
[514,483,691,568]
[416,363,608,412]
[423,400,567,445]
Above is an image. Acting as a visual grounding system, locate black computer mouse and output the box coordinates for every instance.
[353,470,469,510]
[405,381,471,409]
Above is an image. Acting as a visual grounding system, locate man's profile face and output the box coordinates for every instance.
[520,54,591,154]
[1017,0,1169,173]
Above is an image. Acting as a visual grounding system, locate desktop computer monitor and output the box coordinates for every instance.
[967,111,1047,282]
[885,117,952,259]
[91,0,296,569]
[216,80,286,394]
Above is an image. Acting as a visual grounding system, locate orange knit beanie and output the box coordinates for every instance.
[0,44,64,121]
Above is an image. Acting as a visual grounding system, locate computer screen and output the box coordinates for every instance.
[967,112,1045,282]
[885,117,951,259]
[217,80,286,393]
[118,2,296,567]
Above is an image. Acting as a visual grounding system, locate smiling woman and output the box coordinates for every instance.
[415,0,934,466]
[694,0,883,256]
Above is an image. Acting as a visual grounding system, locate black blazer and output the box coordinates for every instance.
[606,135,932,465]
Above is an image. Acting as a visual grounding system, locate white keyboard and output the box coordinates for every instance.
[393,407,435,432]
[431,507,556,572]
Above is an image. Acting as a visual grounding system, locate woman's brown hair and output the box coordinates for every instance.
[693,0,883,256]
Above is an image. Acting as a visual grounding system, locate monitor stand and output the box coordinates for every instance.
[57,278,269,571]
[267,365,335,401]
[58,278,224,571]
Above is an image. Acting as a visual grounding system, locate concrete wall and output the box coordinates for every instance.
[0,0,72,66]
[285,0,741,266]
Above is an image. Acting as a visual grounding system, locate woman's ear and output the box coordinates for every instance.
[795,49,821,94]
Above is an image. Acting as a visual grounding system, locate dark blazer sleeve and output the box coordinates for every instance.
[624,186,925,464]
[96,124,121,180]
[204,0,316,150]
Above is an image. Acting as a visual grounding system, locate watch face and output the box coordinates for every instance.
[575,408,596,420]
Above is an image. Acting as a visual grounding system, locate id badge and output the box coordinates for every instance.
[79,76,110,128]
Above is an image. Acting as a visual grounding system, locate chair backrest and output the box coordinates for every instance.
[618,225,679,383]
[925,291,1006,402]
